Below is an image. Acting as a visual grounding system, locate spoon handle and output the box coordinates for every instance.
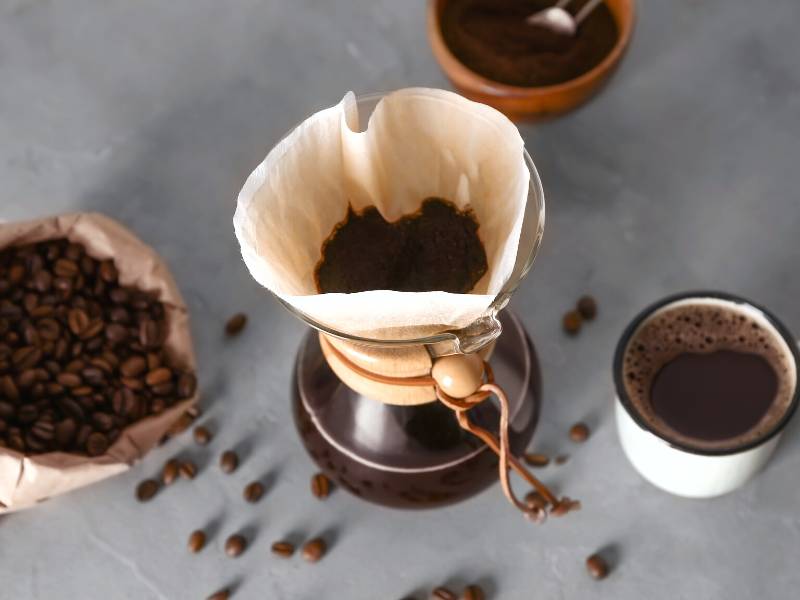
[555,0,573,8]
[574,0,605,25]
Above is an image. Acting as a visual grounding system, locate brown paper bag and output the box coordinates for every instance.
[0,213,197,512]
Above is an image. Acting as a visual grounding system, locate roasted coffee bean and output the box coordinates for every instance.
[139,319,161,349]
[193,426,212,445]
[188,529,207,553]
[462,585,485,600]
[569,423,590,443]
[120,355,146,378]
[150,397,167,414]
[431,587,456,600]
[18,369,37,388]
[89,357,113,373]
[0,375,19,401]
[57,372,82,388]
[85,432,109,456]
[54,258,79,278]
[523,453,550,467]
[37,318,60,340]
[82,367,105,386]
[67,308,90,336]
[105,323,128,345]
[72,386,93,397]
[112,388,139,418]
[58,397,85,421]
[54,418,77,446]
[225,313,248,337]
[145,367,172,387]
[162,458,180,485]
[33,270,53,293]
[179,460,197,480]
[99,260,118,283]
[31,420,55,441]
[301,538,326,563]
[18,404,39,424]
[220,450,238,474]
[92,412,115,432]
[109,287,129,304]
[562,310,582,335]
[146,352,161,370]
[311,472,331,499]
[243,481,264,503]
[207,589,230,600]
[177,372,197,398]
[121,376,145,391]
[586,553,609,580]
[577,295,598,320]
[151,382,174,396]
[0,401,14,419]
[80,319,104,340]
[136,479,159,502]
[225,534,247,557]
[554,454,570,465]
[271,541,295,558]
[109,306,130,324]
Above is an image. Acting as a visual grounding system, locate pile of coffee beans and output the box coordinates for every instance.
[0,239,196,456]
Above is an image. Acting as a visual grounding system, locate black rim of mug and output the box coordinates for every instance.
[612,290,800,456]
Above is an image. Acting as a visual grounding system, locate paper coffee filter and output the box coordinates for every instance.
[234,88,529,339]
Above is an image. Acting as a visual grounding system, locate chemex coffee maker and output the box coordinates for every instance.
[235,91,575,520]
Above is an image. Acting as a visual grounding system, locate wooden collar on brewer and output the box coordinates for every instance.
[318,336,580,522]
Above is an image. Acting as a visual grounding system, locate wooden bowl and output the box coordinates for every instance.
[427,0,636,120]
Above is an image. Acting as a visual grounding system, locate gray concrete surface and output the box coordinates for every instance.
[1,0,800,598]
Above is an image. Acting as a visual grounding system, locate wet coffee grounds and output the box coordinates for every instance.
[315,198,487,294]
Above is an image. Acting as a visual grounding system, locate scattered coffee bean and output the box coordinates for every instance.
[178,460,197,480]
[271,541,295,558]
[220,450,239,474]
[432,587,457,600]
[577,295,598,320]
[462,584,485,600]
[136,479,159,502]
[207,589,230,600]
[562,310,582,335]
[310,472,331,499]
[225,313,248,337]
[243,481,264,503]
[188,529,206,553]
[162,459,180,485]
[569,422,590,443]
[0,239,196,457]
[225,534,247,557]
[193,425,212,446]
[554,454,570,465]
[301,538,327,563]
[523,452,550,467]
[586,553,609,580]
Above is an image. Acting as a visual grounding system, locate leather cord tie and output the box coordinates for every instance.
[319,336,580,522]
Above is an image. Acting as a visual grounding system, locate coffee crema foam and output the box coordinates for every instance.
[622,299,796,451]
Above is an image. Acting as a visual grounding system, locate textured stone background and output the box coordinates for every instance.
[1,1,799,598]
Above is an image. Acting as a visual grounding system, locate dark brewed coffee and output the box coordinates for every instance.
[623,299,795,450]
[650,350,777,441]
[314,198,487,294]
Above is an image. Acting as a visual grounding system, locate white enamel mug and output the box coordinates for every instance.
[613,292,799,498]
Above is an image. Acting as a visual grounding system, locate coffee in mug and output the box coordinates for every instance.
[613,292,799,498]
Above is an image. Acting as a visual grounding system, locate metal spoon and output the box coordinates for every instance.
[526,0,605,36]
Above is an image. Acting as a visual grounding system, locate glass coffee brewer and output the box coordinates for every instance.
[237,92,571,519]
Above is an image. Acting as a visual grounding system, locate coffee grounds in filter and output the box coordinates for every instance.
[314,198,488,294]
[622,299,795,451]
